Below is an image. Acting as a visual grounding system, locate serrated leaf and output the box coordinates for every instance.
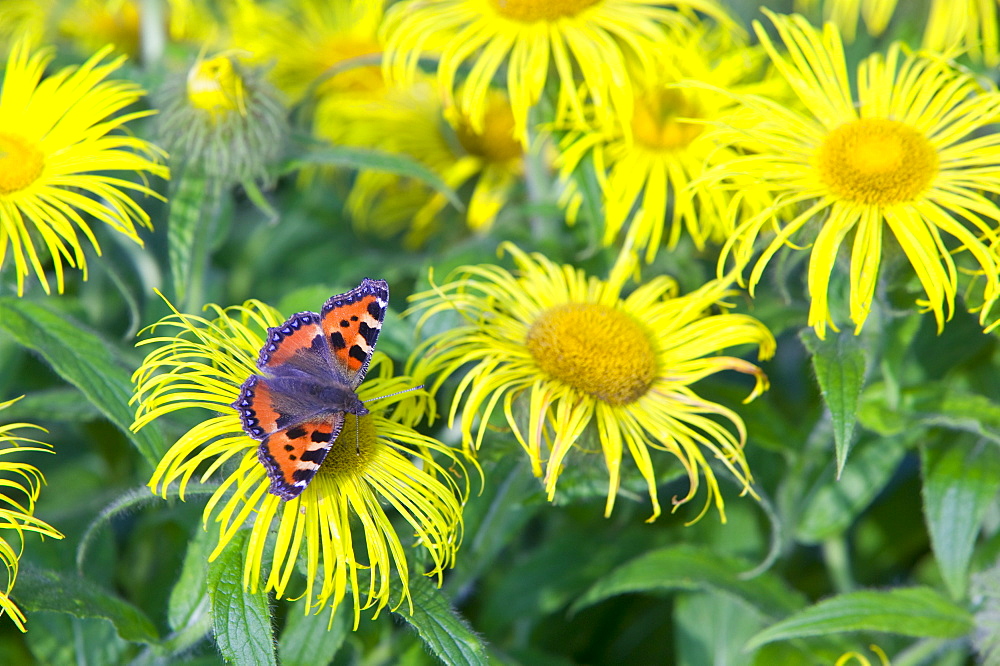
[796,436,907,543]
[13,566,158,643]
[207,530,275,666]
[278,596,348,666]
[801,329,867,477]
[395,576,487,666]
[744,587,973,651]
[922,440,1000,599]
[571,545,806,620]
[285,147,463,211]
[0,298,164,468]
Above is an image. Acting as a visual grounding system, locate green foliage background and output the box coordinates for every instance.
[2,0,1000,664]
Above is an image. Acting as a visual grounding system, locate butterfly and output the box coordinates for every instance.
[232,278,388,500]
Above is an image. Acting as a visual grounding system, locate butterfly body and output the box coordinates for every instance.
[232,278,388,500]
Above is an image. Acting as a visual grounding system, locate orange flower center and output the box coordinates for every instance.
[818,118,938,205]
[526,303,657,405]
[0,133,45,195]
[490,0,601,22]
[317,413,377,478]
[455,94,522,162]
[631,88,704,151]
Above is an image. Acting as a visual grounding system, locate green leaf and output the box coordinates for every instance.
[395,575,488,666]
[859,381,1000,445]
[169,524,213,632]
[800,329,867,477]
[13,566,158,644]
[571,545,806,620]
[795,436,907,543]
[285,147,463,211]
[922,439,1000,599]
[744,587,973,651]
[675,592,764,666]
[207,530,276,666]
[278,596,348,666]
[0,298,164,468]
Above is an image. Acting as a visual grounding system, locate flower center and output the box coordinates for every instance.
[818,118,938,205]
[454,93,522,162]
[187,55,245,119]
[526,303,657,405]
[631,88,704,151]
[0,133,45,195]
[490,0,601,22]
[316,413,377,478]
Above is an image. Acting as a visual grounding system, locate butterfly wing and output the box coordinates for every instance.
[257,413,345,500]
[320,278,388,388]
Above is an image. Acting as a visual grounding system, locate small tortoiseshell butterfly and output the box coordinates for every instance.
[232,278,389,500]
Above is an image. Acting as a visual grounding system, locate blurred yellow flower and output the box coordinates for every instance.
[345,79,523,244]
[0,40,167,296]
[382,0,734,144]
[556,27,778,261]
[133,296,468,626]
[409,244,774,523]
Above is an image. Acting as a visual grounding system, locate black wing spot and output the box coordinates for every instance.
[311,430,332,443]
[349,345,368,363]
[358,321,379,347]
[284,444,294,451]
[340,319,350,328]
[367,301,383,319]
[286,426,307,439]
[329,331,347,349]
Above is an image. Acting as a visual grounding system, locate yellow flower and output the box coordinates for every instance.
[0,39,167,296]
[382,0,734,144]
[227,0,386,102]
[132,296,469,626]
[345,79,523,244]
[793,0,899,40]
[924,0,999,66]
[0,397,64,632]
[704,12,1000,339]
[556,27,778,261]
[52,0,212,59]
[408,244,774,523]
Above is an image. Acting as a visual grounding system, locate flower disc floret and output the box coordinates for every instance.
[819,118,938,205]
[490,0,601,22]
[527,303,656,405]
[0,134,44,194]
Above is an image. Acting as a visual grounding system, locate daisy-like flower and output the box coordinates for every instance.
[704,11,1000,339]
[556,27,779,261]
[381,0,735,144]
[132,296,468,626]
[408,244,774,523]
[0,397,64,631]
[0,39,167,296]
[345,78,523,244]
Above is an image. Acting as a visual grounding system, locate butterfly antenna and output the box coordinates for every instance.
[355,415,360,456]
[363,384,425,404]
